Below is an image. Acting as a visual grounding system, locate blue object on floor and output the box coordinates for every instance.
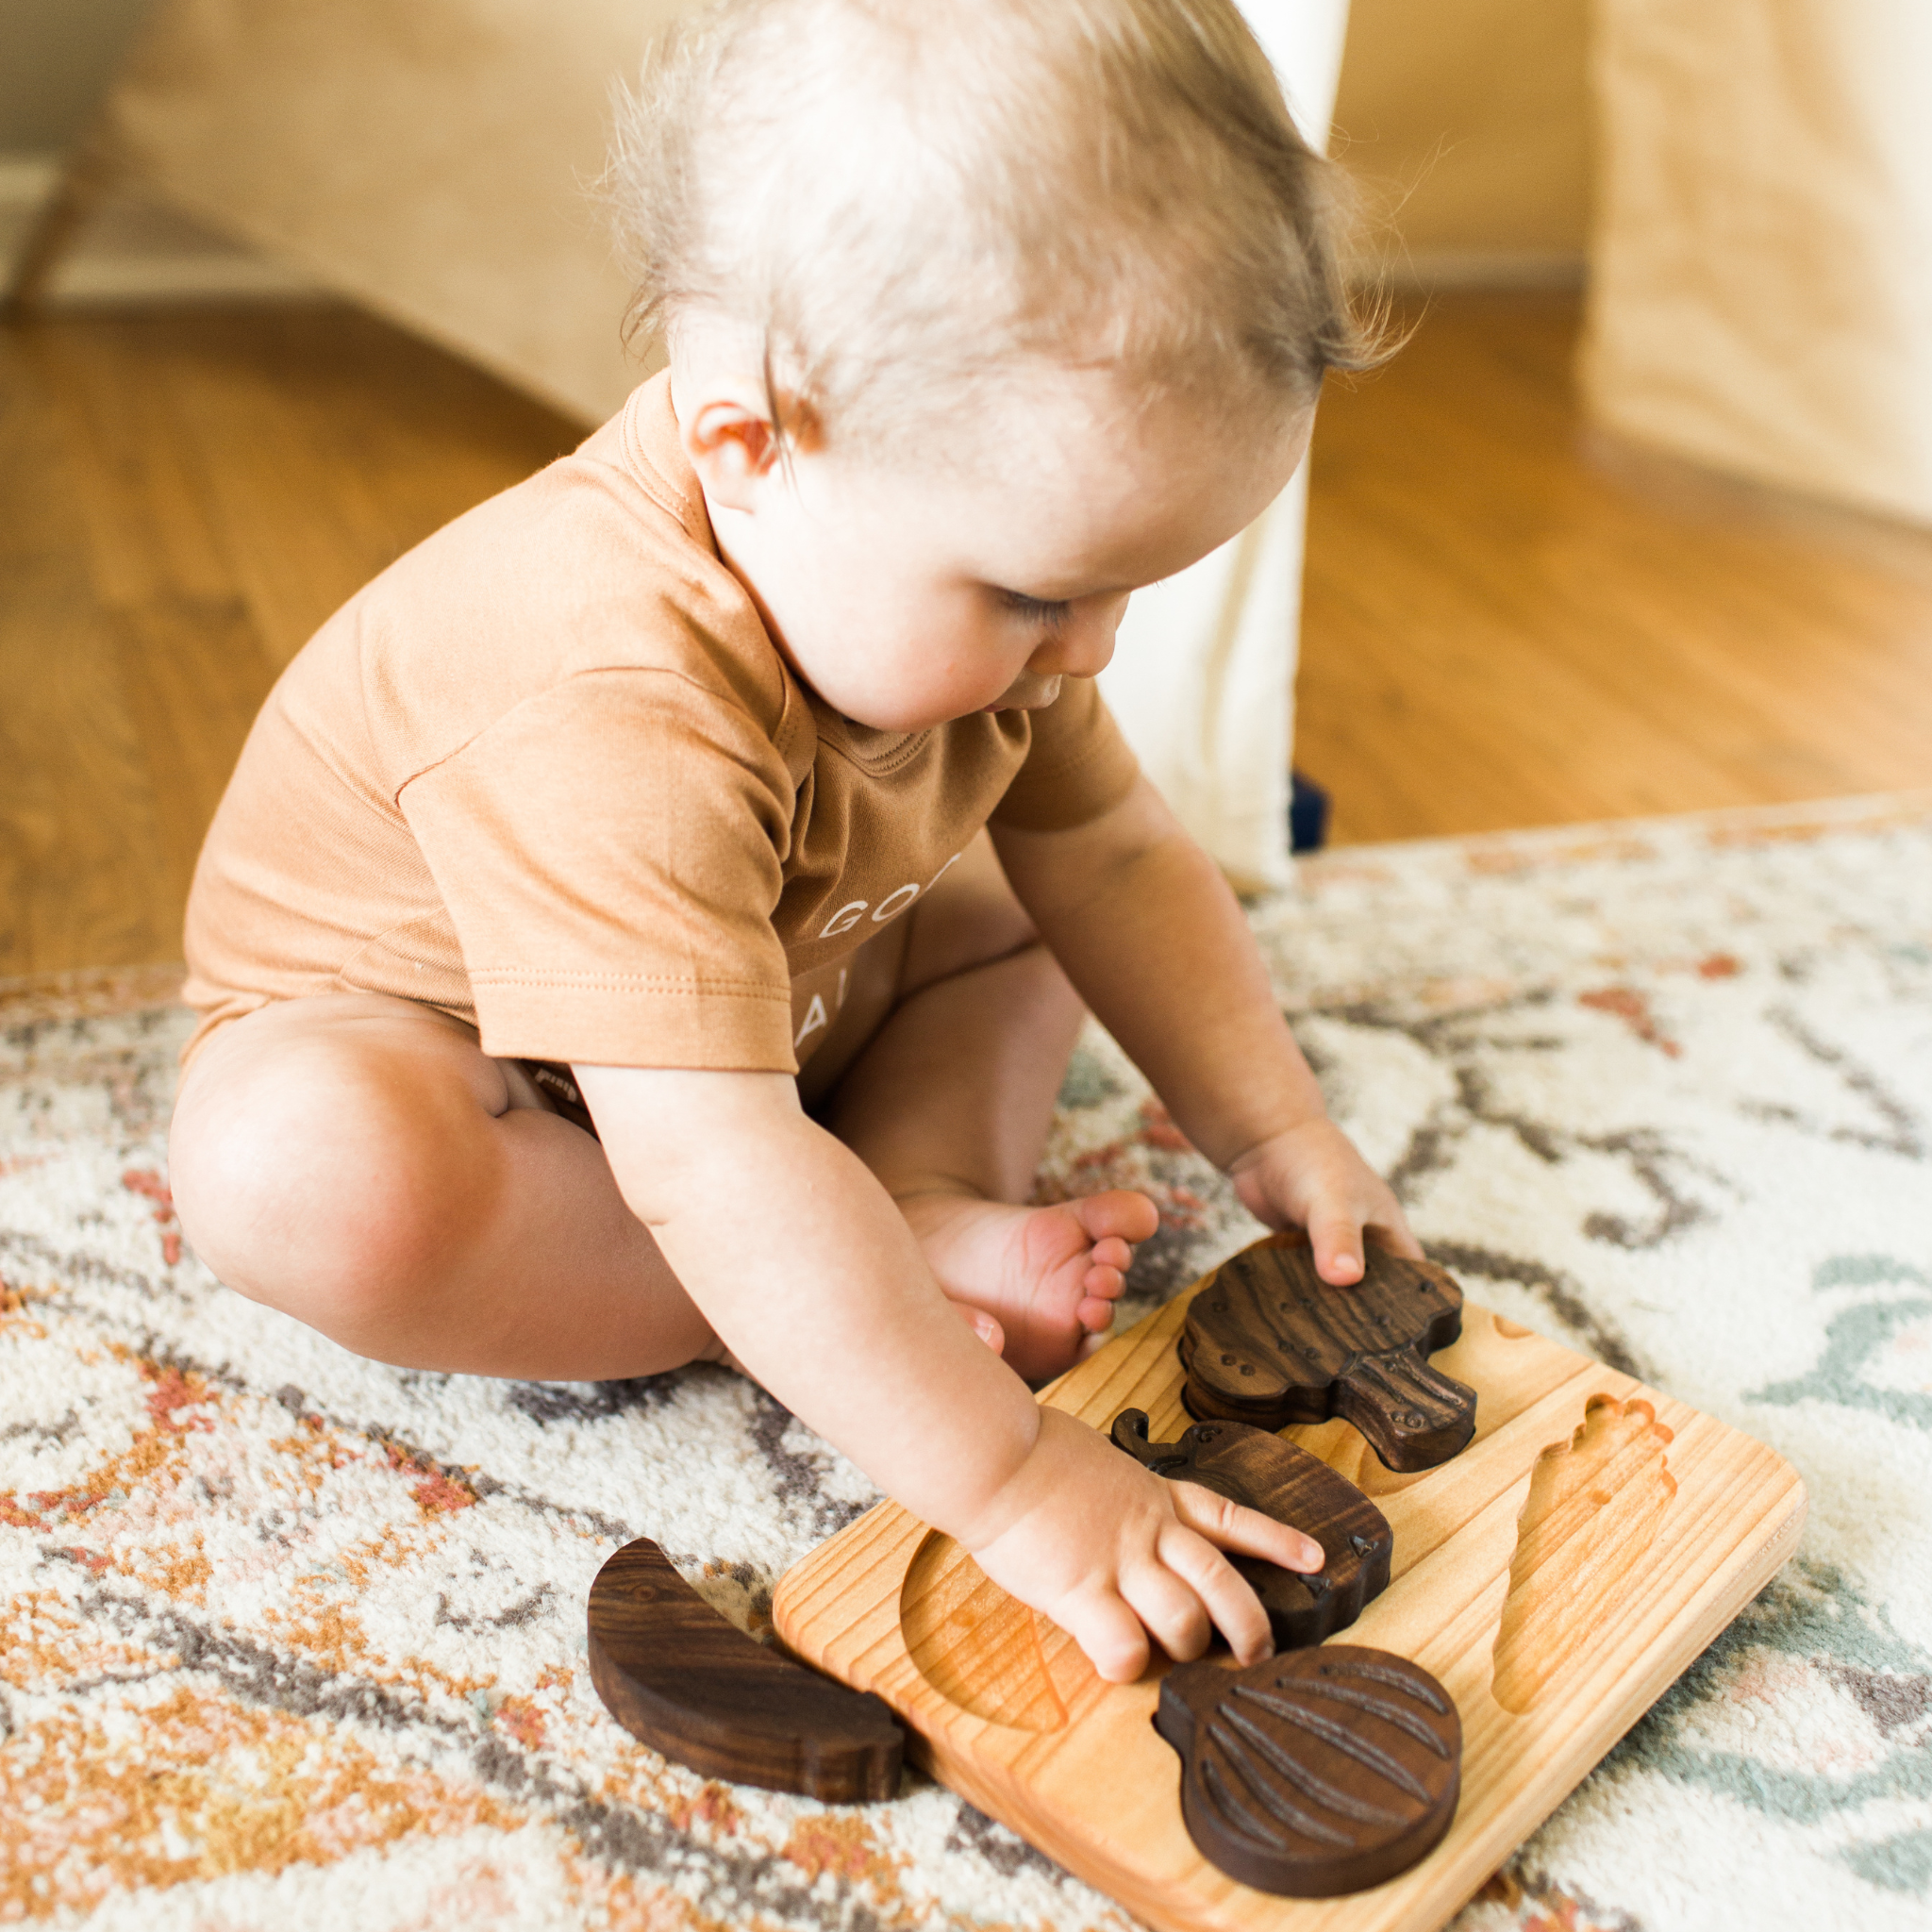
[1290,771,1330,854]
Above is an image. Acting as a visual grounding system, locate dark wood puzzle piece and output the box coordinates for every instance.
[1180,1240,1477,1471]
[1155,1645,1461,1897]
[1109,1409,1392,1649]
[588,1538,903,1801]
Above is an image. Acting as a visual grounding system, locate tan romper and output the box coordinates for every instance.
[181,372,1141,1105]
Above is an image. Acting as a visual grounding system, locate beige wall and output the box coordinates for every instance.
[1333,0,1591,268]
[0,0,153,152]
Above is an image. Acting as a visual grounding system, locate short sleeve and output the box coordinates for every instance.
[399,667,799,1070]
[989,675,1141,832]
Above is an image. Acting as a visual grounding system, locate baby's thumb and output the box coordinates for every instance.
[1307,1211,1365,1287]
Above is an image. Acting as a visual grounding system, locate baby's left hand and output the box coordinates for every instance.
[1226,1118,1422,1287]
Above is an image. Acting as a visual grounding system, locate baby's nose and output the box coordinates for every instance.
[1028,594,1127,679]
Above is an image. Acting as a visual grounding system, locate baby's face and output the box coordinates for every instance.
[684,367,1311,733]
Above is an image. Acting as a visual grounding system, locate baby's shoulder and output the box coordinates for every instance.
[389,449,759,685]
[291,417,792,769]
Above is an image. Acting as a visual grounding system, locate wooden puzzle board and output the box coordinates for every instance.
[773,1261,1806,1932]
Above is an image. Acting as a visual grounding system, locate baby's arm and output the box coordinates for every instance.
[575,1063,1321,1680]
[992,776,1421,1284]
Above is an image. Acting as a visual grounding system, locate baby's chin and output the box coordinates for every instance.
[826,675,1062,732]
[983,674,1063,715]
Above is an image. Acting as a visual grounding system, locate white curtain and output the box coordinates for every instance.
[1101,0,1351,892]
[1585,0,1932,527]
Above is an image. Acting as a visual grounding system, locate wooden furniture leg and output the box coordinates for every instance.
[2,130,123,315]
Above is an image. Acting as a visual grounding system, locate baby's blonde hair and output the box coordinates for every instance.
[609,0,1380,445]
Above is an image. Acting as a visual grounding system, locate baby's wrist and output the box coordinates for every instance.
[1221,1109,1337,1180]
[953,1405,1078,1555]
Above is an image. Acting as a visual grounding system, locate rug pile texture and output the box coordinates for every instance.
[3,795,1930,1931]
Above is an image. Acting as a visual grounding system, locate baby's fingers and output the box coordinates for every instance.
[1169,1482,1322,1574]
[1056,1585,1152,1685]
[1308,1205,1368,1286]
[1155,1524,1273,1665]
[1118,1563,1213,1665]
[1369,1217,1427,1263]
[1312,1203,1426,1286]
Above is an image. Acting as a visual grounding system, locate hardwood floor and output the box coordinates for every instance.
[1298,292,1932,844]
[3,291,1929,976]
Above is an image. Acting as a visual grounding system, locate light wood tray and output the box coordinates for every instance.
[773,1258,1806,1932]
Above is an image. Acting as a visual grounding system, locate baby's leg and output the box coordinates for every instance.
[821,836,1159,1381]
[169,992,719,1379]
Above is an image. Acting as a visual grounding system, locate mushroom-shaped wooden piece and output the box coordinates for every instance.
[1179,1241,1477,1471]
[1109,1409,1392,1649]
[1156,1645,1462,1897]
[588,1538,903,1802]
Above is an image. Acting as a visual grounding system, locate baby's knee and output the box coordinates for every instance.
[171,1038,491,1324]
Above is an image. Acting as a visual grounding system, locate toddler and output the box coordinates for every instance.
[169,0,1420,1683]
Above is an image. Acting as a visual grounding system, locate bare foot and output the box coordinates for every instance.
[898,1189,1161,1381]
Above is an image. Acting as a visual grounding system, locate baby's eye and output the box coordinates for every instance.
[997,589,1071,627]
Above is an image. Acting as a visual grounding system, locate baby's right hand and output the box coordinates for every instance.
[964,1407,1323,1682]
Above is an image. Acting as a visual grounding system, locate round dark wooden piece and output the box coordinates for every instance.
[1179,1240,1477,1472]
[1156,1645,1461,1897]
[587,1538,903,1802]
[1110,1409,1392,1650]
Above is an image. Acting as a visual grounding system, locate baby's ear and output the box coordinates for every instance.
[679,387,785,505]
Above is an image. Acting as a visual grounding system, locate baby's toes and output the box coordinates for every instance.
[1083,1260,1126,1304]
[1074,1189,1161,1246]
[1090,1234,1135,1275]
[1077,1292,1119,1333]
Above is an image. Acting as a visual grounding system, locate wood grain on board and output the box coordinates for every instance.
[1110,1408,1393,1651]
[1490,1394,1677,1715]
[588,1538,903,1803]
[773,1245,1806,1932]
[1179,1242,1476,1471]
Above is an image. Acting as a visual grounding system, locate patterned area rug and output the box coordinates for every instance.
[4,794,1931,1932]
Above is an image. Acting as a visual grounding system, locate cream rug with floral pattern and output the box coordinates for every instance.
[4,793,1930,1931]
